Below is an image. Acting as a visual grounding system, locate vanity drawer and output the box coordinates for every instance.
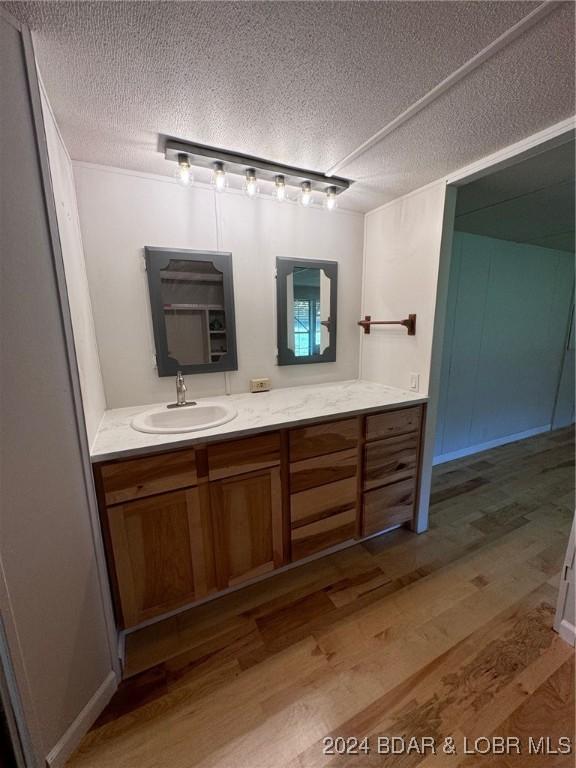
[291,476,357,560]
[363,433,419,492]
[289,418,359,462]
[291,507,356,561]
[362,477,416,537]
[365,406,421,443]
[290,477,356,560]
[100,449,197,505]
[290,448,358,494]
[207,432,280,480]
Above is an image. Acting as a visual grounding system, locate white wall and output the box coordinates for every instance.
[360,182,448,394]
[41,88,106,444]
[435,232,574,462]
[74,164,364,409]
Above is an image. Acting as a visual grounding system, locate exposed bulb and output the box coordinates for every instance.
[299,181,312,207]
[212,161,226,192]
[244,168,257,198]
[176,153,192,186]
[274,175,286,202]
[324,186,338,211]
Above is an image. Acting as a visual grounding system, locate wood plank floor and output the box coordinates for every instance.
[68,426,575,768]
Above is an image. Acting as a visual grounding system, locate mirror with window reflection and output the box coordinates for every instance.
[276,258,337,365]
[145,247,238,376]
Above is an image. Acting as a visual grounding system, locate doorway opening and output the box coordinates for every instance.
[430,136,574,525]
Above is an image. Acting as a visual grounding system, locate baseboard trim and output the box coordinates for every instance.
[45,670,117,768]
[556,618,576,647]
[433,425,551,465]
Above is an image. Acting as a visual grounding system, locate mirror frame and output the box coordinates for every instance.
[276,257,338,366]
[145,246,238,377]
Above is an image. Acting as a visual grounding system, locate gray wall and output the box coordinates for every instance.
[435,231,574,462]
[0,11,117,766]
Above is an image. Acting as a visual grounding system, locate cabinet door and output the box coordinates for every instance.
[210,468,283,590]
[107,487,214,628]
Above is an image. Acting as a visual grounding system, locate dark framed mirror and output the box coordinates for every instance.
[145,247,238,376]
[276,257,337,365]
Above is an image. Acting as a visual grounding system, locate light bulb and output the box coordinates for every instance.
[274,175,286,202]
[300,181,312,207]
[244,168,257,198]
[176,153,192,186]
[324,186,338,211]
[212,161,226,192]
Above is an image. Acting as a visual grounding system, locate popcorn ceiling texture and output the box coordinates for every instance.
[5,1,574,211]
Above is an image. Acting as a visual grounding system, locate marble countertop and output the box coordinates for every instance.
[90,379,427,462]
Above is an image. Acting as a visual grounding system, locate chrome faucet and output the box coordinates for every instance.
[176,371,187,405]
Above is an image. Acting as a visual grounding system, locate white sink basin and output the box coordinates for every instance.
[131,402,237,434]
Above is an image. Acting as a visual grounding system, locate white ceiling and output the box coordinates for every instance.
[5,1,575,212]
[455,139,575,252]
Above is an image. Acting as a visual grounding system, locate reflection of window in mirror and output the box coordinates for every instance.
[277,258,337,365]
[145,247,237,376]
[290,267,324,357]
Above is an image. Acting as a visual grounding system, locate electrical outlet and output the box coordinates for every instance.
[250,377,271,393]
[409,372,420,392]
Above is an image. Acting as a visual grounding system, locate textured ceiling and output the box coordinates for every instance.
[455,139,575,252]
[5,1,575,211]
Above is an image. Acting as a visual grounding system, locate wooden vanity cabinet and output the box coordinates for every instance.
[95,404,425,630]
[97,433,284,629]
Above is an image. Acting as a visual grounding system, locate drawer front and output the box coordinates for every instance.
[290,448,358,494]
[364,433,419,492]
[362,478,416,537]
[366,406,421,442]
[291,476,357,561]
[100,449,197,505]
[207,432,280,480]
[289,418,359,462]
[291,507,356,561]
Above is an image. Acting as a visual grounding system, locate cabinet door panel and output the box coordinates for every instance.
[364,433,419,492]
[108,487,212,628]
[211,468,283,589]
[362,478,415,537]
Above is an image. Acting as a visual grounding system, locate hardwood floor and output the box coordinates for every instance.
[69,427,575,767]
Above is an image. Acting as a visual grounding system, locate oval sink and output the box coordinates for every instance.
[131,402,237,434]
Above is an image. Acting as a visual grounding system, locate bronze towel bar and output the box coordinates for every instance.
[358,314,416,336]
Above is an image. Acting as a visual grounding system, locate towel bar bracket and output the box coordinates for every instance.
[358,314,416,336]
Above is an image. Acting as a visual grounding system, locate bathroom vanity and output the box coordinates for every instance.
[91,381,427,629]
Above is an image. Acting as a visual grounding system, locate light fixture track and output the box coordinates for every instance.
[164,137,352,197]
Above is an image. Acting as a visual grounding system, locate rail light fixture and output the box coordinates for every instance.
[164,138,351,206]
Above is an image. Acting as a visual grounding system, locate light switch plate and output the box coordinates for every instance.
[250,377,271,393]
[409,372,420,392]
